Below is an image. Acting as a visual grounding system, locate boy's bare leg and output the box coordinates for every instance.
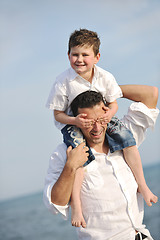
[123,146,158,206]
[71,167,86,228]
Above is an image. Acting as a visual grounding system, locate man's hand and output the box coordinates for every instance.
[66,142,89,171]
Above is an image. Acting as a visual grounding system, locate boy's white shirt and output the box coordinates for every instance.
[46,65,123,130]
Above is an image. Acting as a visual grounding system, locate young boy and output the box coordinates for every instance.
[46,29,158,228]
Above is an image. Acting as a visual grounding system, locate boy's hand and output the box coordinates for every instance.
[99,106,114,124]
[74,114,93,128]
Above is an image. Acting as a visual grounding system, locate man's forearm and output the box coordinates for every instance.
[51,143,89,206]
[51,161,76,206]
[120,85,158,109]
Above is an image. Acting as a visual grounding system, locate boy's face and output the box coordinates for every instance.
[68,45,100,80]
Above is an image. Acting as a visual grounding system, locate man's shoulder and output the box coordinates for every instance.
[50,143,67,165]
[53,143,67,156]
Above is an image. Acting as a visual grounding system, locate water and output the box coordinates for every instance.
[143,164,160,240]
[0,164,159,240]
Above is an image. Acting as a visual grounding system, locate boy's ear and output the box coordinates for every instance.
[95,53,100,64]
[68,52,70,60]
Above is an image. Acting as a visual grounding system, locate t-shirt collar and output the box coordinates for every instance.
[69,65,98,82]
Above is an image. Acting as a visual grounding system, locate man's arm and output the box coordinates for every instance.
[119,85,159,149]
[51,143,89,206]
[120,85,158,109]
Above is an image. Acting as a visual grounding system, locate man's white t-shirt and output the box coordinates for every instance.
[43,102,159,240]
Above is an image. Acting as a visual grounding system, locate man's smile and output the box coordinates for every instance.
[90,129,103,138]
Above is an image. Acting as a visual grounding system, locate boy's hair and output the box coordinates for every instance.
[68,29,100,56]
[71,91,104,117]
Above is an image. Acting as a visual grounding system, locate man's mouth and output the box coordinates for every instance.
[91,130,103,137]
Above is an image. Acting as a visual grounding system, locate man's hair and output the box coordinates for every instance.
[71,91,104,117]
[68,29,100,56]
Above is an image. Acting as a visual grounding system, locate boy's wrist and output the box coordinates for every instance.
[68,116,76,126]
[109,104,118,117]
[108,108,116,118]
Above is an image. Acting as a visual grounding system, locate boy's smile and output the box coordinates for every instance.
[68,45,100,81]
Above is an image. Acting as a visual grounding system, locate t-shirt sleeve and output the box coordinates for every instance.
[43,144,70,219]
[100,71,123,103]
[121,102,159,147]
[45,80,68,111]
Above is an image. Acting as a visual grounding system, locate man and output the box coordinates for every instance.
[43,85,159,240]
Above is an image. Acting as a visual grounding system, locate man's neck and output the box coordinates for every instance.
[91,142,109,155]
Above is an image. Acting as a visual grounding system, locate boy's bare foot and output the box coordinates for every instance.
[71,208,86,228]
[138,184,158,206]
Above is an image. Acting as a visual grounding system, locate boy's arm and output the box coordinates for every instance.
[102,100,118,123]
[120,85,158,109]
[107,100,118,116]
[54,110,76,125]
[54,110,93,128]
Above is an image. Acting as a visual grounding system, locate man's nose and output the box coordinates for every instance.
[93,122,101,131]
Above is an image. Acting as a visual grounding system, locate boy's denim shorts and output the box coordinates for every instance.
[61,125,95,166]
[106,116,136,153]
[61,116,136,166]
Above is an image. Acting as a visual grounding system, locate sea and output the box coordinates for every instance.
[0,164,160,240]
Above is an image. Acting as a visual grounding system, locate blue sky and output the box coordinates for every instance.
[0,0,160,201]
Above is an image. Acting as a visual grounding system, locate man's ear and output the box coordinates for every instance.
[102,106,109,113]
